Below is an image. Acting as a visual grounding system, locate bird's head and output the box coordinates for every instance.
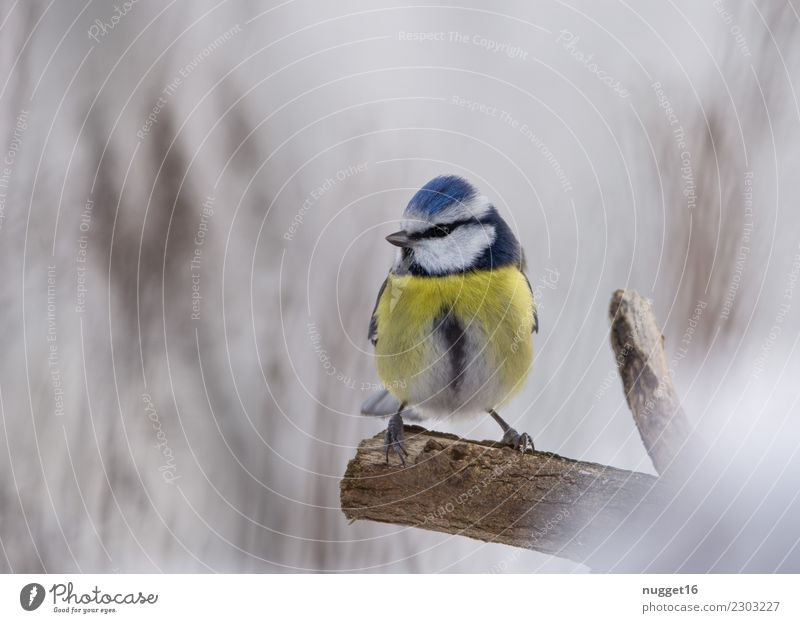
[387,175,521,276]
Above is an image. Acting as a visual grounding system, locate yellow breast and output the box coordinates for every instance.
[373,266,534,407]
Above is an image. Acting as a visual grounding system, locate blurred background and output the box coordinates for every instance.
[1,0,799,572]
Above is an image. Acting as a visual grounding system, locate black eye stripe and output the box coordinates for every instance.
[428,224,451,238]
[408,217,477,240]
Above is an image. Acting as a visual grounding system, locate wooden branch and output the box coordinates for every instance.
[341,427,670,564]
[609,289,693,474]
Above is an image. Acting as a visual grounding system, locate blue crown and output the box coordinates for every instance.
[405,175,477,217]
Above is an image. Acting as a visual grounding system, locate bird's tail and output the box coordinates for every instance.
[360,389,421,421]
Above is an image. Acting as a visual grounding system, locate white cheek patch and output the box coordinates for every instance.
[412,224,496,274]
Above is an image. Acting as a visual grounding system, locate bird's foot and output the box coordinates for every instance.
[489,409,535,453]
[384,412,408,466]
[501,428,535,453]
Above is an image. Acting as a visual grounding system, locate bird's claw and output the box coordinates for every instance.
[501,428,535,453]
[385,412,408,466]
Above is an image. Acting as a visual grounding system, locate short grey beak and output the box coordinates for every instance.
[385,230,412,247]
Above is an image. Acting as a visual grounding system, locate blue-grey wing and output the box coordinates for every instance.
[368,276,388,346]
[519,250,539,334]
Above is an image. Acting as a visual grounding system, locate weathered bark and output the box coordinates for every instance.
[341,427,670,564]
[609,289,694,474]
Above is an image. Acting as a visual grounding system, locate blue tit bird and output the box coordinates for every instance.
[362,175,538,464]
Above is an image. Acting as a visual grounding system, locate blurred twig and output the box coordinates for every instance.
[609,290,695,475]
